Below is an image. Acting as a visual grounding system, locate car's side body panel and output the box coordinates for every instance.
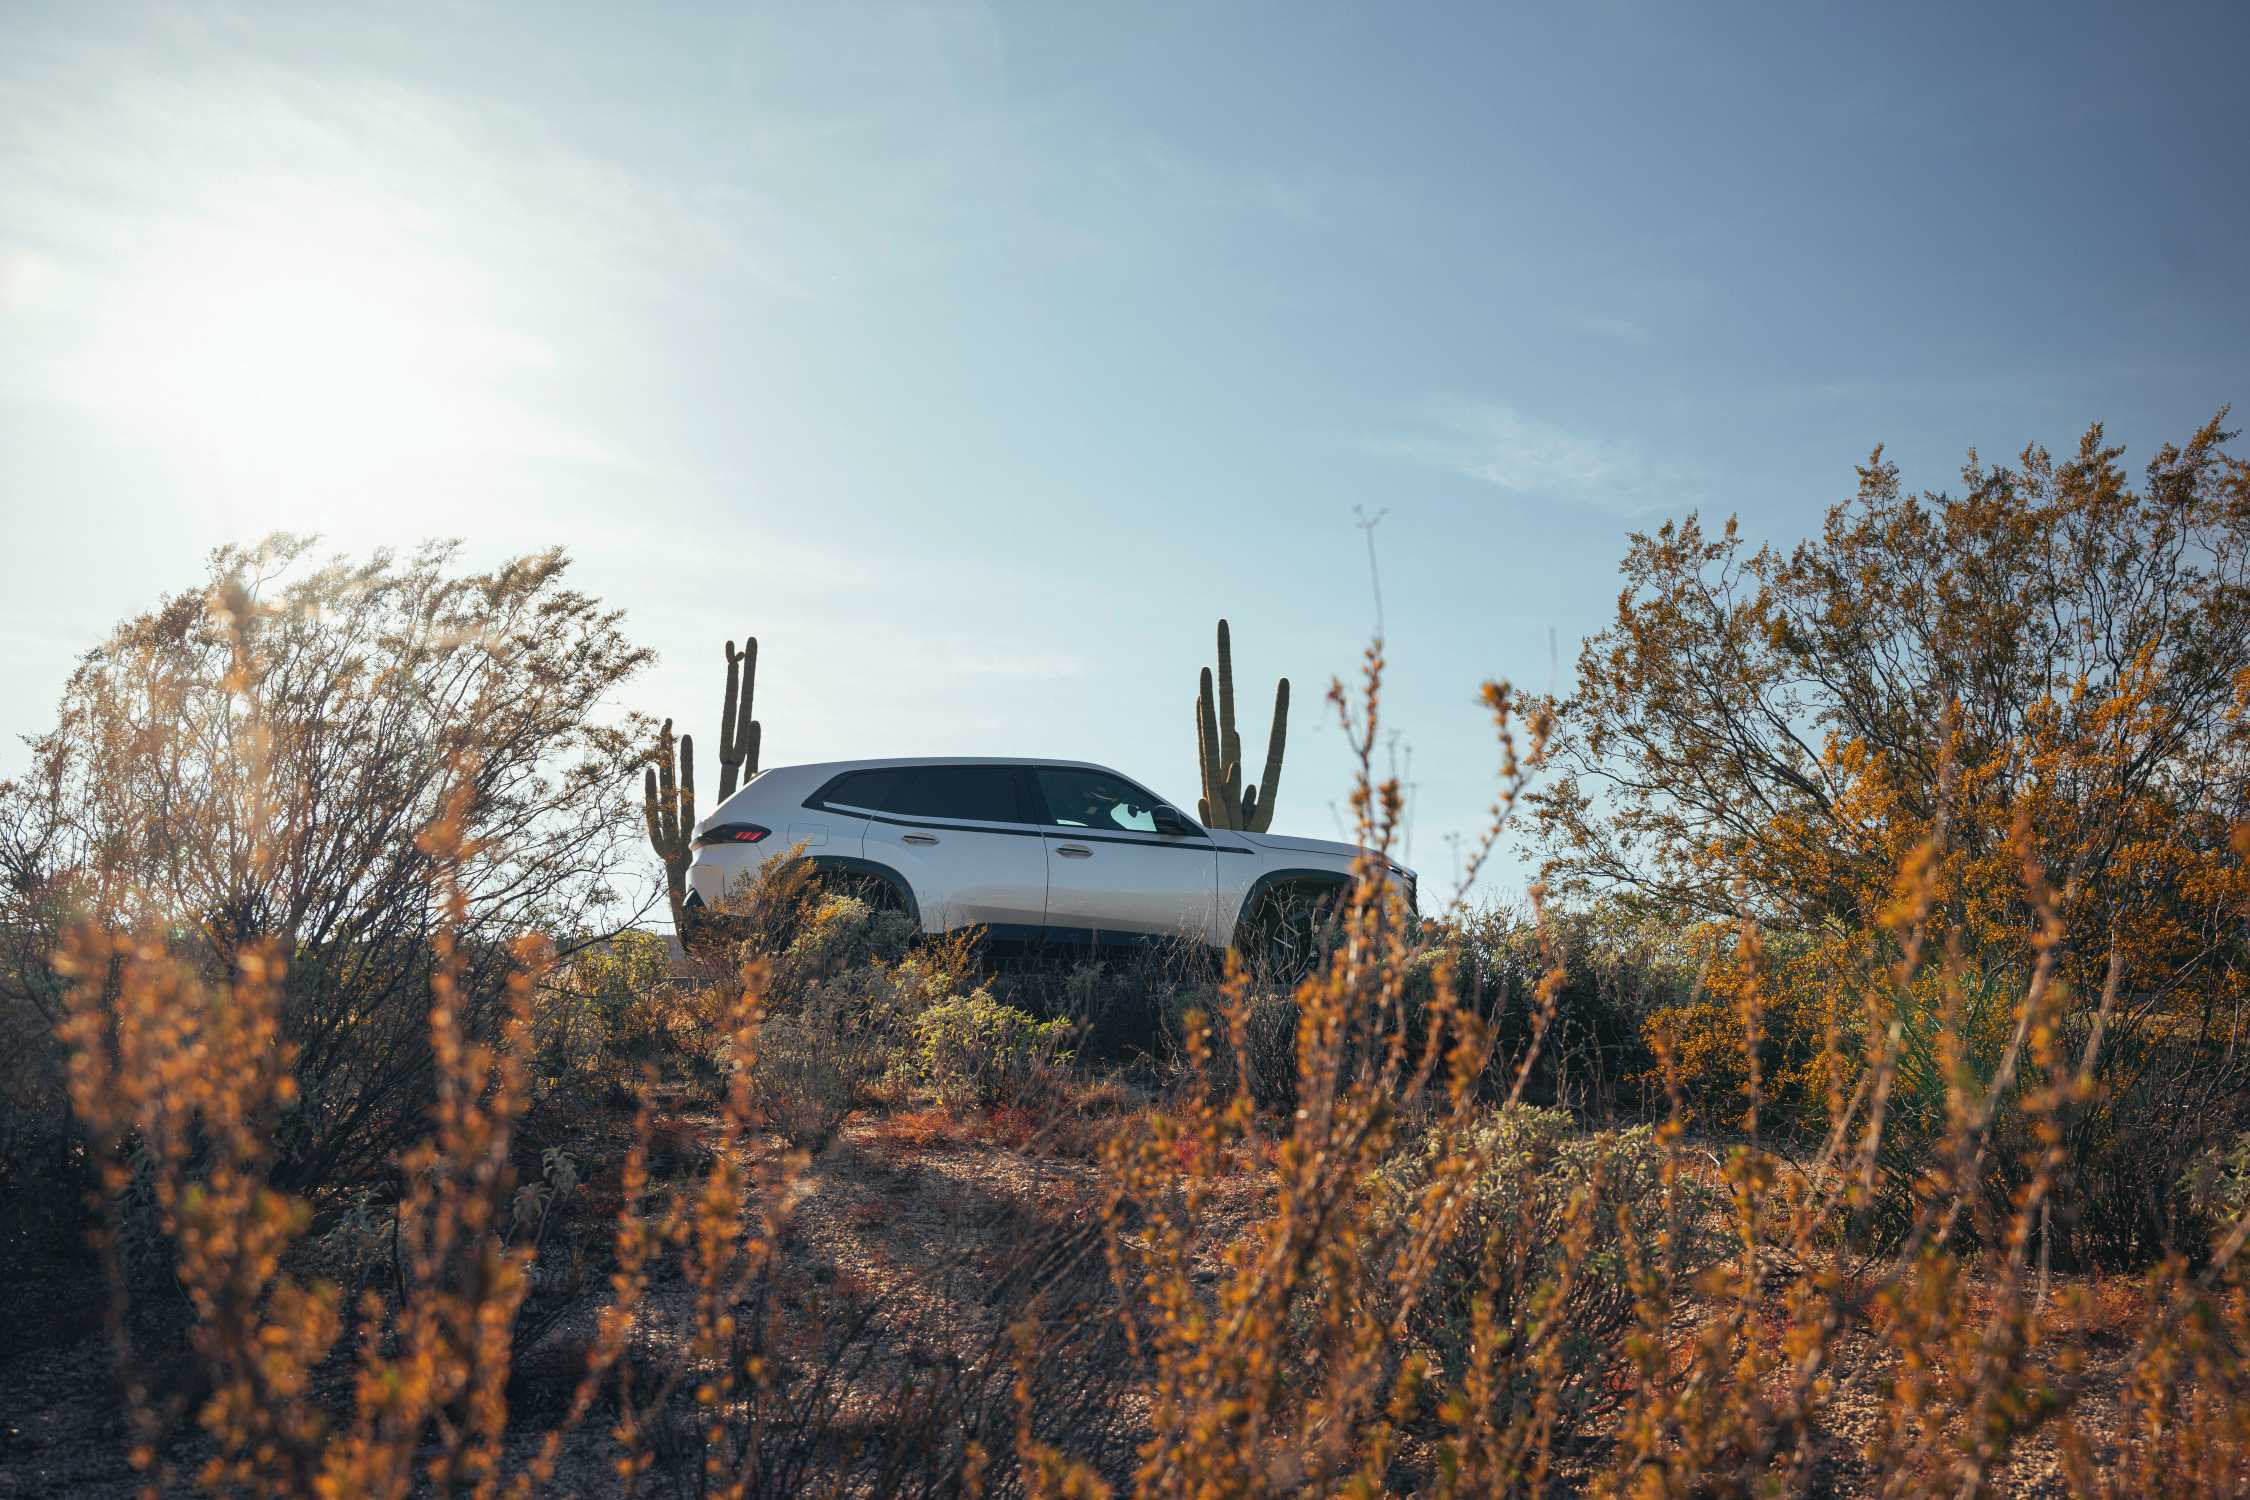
[863,810,1048,934]
[1039,829,1217,943]
[1211,834,1264,942]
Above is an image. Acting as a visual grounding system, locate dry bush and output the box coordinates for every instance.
[533,928,683,1100]
[1368,1105,1694,1438]
[1535,416,2250,1270]
[1,537,651,1216]
[1409,900,1700,1118]
[702,854,1084,1131]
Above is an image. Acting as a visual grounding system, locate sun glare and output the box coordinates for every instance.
[82,195,554,525]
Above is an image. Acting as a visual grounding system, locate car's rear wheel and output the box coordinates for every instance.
[681,861,914,958]
[812,865,906,914]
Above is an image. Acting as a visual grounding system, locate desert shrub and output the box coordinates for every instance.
[908,990,1072,1108]
[2056,1024,2250,1268]
[0,537,649,1207]
[1651,930,2250,1269]
[533,929,683,1098]
[1154,977,1298,1110]
[1007,944,1216,1063]
[675,868,969,1121]
[772,884,922,983]
[747,1013,854,1149]
[2188,1130,2250,1233]
[1536,416,2250,991]
[683,872,1031,1133]
[1534,418,2250,1270]
[1417,900,1700,1116]
[1371,1105,1686,1433]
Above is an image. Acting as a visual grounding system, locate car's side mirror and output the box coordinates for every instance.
[1152,806,1190,837]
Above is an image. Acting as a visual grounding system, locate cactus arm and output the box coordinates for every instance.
[654,720,680,850]
[717,646,742,801]
[717,636,762,799]
[643,765,665,851]
[735,636,759,776]
[1216,619,1236,750]
[1247,678,1288,832]
[1216,622,1247,826]
[677,732,695,841]
[1197,670,1221,820]
[1195,700,1210,810]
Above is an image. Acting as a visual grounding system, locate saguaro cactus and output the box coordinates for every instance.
[645,634,764,931]
[1196,618,1289,832]
[716,635,762,800]
[643,717,695,929]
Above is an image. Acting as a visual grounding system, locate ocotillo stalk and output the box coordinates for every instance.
[717,636,762,801]
[642,717,695,928]
[1195,618,1288,832]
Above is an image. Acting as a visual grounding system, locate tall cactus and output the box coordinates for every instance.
[716,635,762,800]
[1195,618,1289,832]
[646,634,763,932]
[643,717,695,929]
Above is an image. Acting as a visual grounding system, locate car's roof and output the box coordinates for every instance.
[763,755,1128,777]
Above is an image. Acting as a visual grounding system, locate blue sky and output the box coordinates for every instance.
[4,2,2246,899]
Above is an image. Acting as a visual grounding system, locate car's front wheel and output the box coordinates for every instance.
[1243,880,1345,986]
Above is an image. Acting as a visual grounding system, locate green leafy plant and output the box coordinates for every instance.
[909,991,1072,1108]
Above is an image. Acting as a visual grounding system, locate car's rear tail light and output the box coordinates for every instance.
[694,822,772,847]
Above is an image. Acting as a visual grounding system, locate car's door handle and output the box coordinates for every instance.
[903,833,939,846]
[1055,844,1092,858]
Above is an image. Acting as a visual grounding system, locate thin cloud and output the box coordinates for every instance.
[1558,310,1653,344]
[940,645,1089,680]
[1380,397,1700,516]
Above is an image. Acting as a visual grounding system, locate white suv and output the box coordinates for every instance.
[682,756,1415,965]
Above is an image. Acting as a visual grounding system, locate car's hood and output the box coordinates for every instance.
[1234,829,1414,878]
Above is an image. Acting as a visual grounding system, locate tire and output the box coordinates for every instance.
[1245,881,1345,986]
[681,862,911,960]
[812,865,907,917]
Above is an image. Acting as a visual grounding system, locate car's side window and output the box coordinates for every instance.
[824,769,900,811]
[883,765,1027,823]
[1034,767,1161,833]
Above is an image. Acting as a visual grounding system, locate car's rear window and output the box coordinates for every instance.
[823,765,1026,824]
[822,769,900,811]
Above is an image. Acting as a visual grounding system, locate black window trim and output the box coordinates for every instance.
[801,763,1232,850]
